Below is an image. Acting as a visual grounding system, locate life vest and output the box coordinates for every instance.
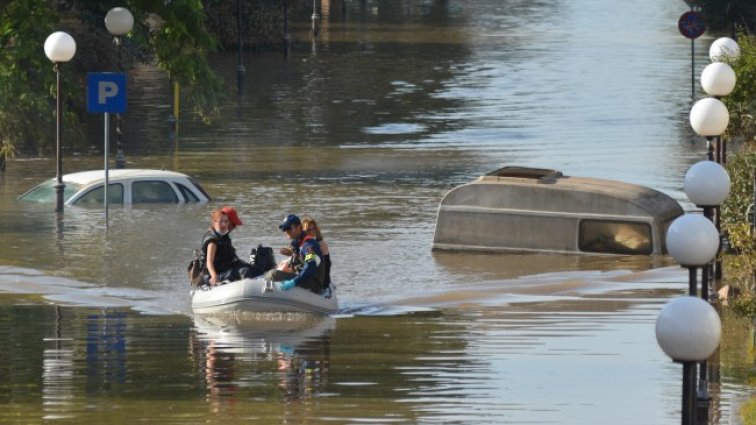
[293,234,326,285]
[200,230,238,272]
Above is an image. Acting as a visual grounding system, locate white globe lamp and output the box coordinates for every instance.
[689,98,729,137]
[684,161,730,207]
[105,7,134,36]
[700,62,737,97]
[656,296,721,362]
[44,31,77,63]
[666,214,720,267]
[709,37,741,62]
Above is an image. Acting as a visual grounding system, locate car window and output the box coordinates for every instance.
[176,183,200,202]
[189,178,211,201]
[578,220,652,255]
[132,181,179,204]
[72,183,124,205]
[18,180,81,203]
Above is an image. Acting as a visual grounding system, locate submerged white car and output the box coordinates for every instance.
[18,169,211,206]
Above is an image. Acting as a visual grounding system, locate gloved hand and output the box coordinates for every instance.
[280,279,296,291]
[278,344,295,354]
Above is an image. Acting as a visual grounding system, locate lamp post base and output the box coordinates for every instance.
[683,362,697,425]
[696,389,711,425]
[54,181,65,213]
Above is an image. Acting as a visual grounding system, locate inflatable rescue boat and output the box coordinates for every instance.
[191,278,338,315]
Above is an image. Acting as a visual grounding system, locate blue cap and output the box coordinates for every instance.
[278,214,301,230]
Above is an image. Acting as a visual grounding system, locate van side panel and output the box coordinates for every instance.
[434,208,577,253]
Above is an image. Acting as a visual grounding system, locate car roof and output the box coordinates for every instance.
[62,169,192,186]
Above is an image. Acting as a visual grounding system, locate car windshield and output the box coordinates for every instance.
[18,179,82,203]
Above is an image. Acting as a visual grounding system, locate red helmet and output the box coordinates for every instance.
[220,206,243,229]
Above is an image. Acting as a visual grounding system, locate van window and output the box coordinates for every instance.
[72,183,124,205]
[132,181,179,203]
[579,220,652,255]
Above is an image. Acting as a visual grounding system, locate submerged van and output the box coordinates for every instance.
[432,167,684,255]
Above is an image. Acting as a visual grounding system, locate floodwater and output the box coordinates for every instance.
[0,0,752,423]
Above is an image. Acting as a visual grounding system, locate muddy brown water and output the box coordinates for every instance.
[1,0,751,423]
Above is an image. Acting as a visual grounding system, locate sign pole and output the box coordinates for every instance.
[104,112,109,227]
[692,38,695,98]
[677,10,706,98]
[86,72,126,226]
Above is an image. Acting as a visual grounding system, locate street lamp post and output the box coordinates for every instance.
[700,61,737,166]
[656,296,722,425]
[44,31,77,213]
[665,214,720,425]
[706,37,739,167]
[312,0,320,36]
[682,160,730,424]
[691,59,735,282]
[283,0,291,58]
[236,0,245,97]
[105,7,134,169]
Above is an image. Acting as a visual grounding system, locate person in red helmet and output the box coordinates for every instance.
[199,206,264,286]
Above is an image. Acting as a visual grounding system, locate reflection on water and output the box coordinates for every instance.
[0,280,750,424]
[42,306,75,421]
[0,0,747,423]
[191,314,335,411]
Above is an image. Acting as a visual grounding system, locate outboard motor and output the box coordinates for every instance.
[249,244,276,272]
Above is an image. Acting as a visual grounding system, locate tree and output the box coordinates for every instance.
[720,35,756,297]
[0,0,224,158]
[697,0,756,34]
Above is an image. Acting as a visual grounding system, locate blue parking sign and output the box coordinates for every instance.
[87,73,127,113]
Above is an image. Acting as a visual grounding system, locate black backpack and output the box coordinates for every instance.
[187,249,203,287]
[249,244,276,272]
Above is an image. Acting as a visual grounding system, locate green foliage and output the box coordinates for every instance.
[722,148,756,233]
[139,0,225,123]
[719,36,756,330]
[723,34,756,144]
[697,0,756,34]
[719,35,756,319]
[0,0,225,157]
[0,1,64,155]
[742,396,756,425]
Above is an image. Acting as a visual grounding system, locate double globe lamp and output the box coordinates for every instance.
[659,212,721,425]
[690,37,739,164]
[658,160,729,425]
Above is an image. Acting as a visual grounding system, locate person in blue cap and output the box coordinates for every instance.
[264,214,326,294]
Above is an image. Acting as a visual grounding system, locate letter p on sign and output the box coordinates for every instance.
[98,81,119,104]
[87,72,127,113]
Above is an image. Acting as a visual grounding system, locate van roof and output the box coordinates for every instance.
[451,166,682,218]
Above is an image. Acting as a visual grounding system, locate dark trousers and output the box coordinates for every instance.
[203,262,265,286]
